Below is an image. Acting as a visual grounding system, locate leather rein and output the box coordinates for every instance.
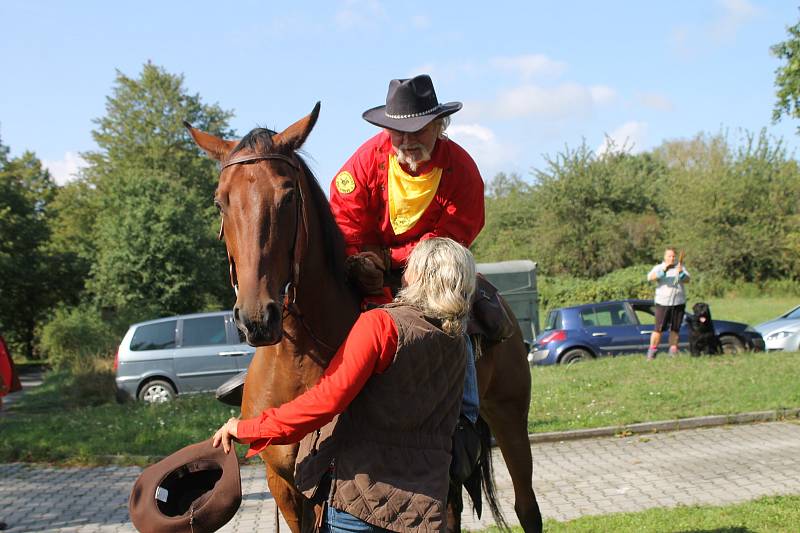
[217,152,338,356]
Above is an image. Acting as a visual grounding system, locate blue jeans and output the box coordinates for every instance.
[462,335,480,423]
[321,506,391,533]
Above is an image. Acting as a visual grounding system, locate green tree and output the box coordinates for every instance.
[472,173,538,262]
[527,144,668,277]
[772,16,800,133]
[82,63,235,322]
[0,138,67,357]
[655,131,800,282]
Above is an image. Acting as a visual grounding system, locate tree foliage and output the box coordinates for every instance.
[474,131,800,285]
[81,63,235,323]
[0,138,71,357]
[772,16,800,132]
[657,131,800,282]
[475,146,669,277]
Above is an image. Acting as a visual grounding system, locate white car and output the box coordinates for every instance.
[755,305,800,352]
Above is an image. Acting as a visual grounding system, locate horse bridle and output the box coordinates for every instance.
[217,151,338,355]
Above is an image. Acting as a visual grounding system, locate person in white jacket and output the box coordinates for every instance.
[646,248,690,359]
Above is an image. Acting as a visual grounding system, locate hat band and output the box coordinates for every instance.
[385,104,442,120]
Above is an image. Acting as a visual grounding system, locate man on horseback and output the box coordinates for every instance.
[330,74,484,416]
[329,74,485,303]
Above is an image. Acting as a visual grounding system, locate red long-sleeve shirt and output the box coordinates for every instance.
[237,309,398,457]
[330,131,485,269]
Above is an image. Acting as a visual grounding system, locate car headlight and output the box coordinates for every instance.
[766,330,792,341]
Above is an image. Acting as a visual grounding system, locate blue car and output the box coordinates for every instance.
[530,299,765,365]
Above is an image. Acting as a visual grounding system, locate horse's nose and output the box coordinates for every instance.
[264,301,281,327]
[234,301,283,346]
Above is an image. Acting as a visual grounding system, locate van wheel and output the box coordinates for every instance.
[560,348,592,365]
[138,379,176,404]
[720,335,745,354]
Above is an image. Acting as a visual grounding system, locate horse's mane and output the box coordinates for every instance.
[231,128,349,285]
[295,155,349,285]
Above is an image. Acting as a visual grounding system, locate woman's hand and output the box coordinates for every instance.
[212,417,240,454]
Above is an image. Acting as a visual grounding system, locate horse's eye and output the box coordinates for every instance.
[214,199,223,212]
[280,190,295,207]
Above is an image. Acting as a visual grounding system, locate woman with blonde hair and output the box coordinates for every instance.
[213,237,476,532]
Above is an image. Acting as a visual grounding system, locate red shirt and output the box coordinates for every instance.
[330,131,485,269]
[237,309,398,457]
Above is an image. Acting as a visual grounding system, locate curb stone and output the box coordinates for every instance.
[527,407,800,444]
[25,408,800,464]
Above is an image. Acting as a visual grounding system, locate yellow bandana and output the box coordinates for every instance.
[387,154,443,235]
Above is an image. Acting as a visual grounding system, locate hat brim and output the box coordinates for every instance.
[129,439,241,533]
[362,102,462,133]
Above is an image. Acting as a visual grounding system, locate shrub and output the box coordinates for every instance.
[539,265,652,313]
[539,269,800,315]
[13,357,117,410]
[39,306,118,368]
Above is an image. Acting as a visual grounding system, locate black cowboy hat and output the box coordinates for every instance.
[129,439,241,533]
[362,74,462,133]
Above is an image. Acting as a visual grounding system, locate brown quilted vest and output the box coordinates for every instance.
[294,304,466,533]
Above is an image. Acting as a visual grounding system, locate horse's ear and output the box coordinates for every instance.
[183,121,238,161]
[273,102,321,151]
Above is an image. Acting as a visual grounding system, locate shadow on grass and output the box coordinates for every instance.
[676,527,755,533]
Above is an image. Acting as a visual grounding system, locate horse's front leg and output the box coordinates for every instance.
[262,444,305,533]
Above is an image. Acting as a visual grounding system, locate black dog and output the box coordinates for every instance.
[688,302,723,356]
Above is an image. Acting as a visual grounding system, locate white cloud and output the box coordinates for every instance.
[411,15,430,29]
[407,63,437,79]
[590,85,616,105]
[671,0,759,56]
[710,0,759,43]
[596,121,648,156]
[335,0,385,29]
[492,83,617,120]
[636,91,674,112]
[448,123,518,175]
[490,54,567,80]
[43,151,86,186]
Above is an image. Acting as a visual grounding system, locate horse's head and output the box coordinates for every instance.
[185,103,320,346]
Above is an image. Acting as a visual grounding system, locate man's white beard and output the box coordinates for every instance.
[396,143,432,173]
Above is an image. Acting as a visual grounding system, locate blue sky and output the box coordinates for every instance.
[1,1,798,188]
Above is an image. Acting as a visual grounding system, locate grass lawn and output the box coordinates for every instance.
[2,350,798,465]
[481,494,800,532]
[529,351,800,433]
[1,364,240,465]
[698,295,799,326]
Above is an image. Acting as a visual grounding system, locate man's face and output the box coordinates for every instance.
[664,249,676,265]
[387,121,440,170]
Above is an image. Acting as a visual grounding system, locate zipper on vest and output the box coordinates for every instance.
[327,458,337,504]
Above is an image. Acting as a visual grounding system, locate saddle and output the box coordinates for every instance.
[466,274,516,343]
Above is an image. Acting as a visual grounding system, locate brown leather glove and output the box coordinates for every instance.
[345,253,385,295]
[360,245,391,272]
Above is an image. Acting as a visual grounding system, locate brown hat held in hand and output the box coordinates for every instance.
[128,438,241,533]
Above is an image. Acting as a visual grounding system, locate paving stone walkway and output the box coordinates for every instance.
[1,421,799,532]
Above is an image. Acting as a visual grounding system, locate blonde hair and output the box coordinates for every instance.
[395,238,476,336]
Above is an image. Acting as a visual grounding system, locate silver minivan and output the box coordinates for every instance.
[114,311,255,403]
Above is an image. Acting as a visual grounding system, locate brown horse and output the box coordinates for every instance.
[185,104,542,533]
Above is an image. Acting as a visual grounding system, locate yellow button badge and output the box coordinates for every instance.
[335,171,356,194]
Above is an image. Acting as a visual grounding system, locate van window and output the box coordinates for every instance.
[182,316,227,347]
[131,321,177,351]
